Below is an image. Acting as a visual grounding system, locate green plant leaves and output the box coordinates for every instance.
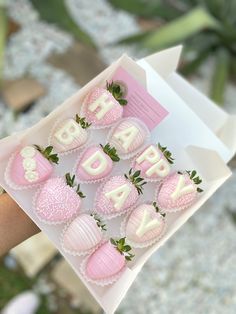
[0,2,7,88]
[210,49,230,105]
[108,0,181,19]
[142,7,220,51]
[30,0,95,48]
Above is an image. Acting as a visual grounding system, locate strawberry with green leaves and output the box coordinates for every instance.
[84,237,134,285]
[35,173,85,224]
[156,170,204,212]
[6,145,59,189]
[49,114,91,153]
[62,213,106,255]
[76,143,120,183]
[132,143,174,181]
[124,202,166,248]
[81,81,127,128]
[95,169,146,218]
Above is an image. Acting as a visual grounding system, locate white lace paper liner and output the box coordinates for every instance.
[106,117,151,160]
[93,176,139,220]
[73,145,114,185]
[154,175,199,213]
[48,117,92,157]
[32,177,82,225]
[120,203,167,249]
[80,93,123,130]
[130,145,173,183]
[80,240,126,287]
[60,211,107,257]
[4,151,52,191]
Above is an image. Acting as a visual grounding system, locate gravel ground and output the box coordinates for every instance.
[1,1,236,313]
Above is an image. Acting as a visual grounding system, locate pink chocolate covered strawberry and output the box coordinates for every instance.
[84,237,134,285]
[49,115,91,153]
[62,213,106,255]
[132,143,174,181]
[81,81,127,128]
[76,143,120,183]
[5,145,58,189]
[35,173,85,224]
[124,202,166,248]
[156,170,203,212]
[108,117,149,159]
[95,169,146,219]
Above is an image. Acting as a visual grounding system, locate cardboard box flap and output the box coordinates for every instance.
[139,49,236,162]
[141,45,183,79]
[217,114,236,158]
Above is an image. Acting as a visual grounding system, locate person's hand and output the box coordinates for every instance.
[0,193,40,256]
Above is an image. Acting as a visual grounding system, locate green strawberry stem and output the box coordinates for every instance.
[178,170,204,193]
[90,213,107,231]
[100,143,120,162]
[106,81,128,106]
[65,173,86,198]
[152,202,166,217]
[110,237,134,261]
[124,168,146,195]
[158,143,174,164]
[75,114,91,129]
[34,145,59,164]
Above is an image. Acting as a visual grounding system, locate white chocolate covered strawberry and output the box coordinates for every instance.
[62,213,106,255]
[156,170,203,212]
[5,145,59,189]
[76,143,120,183]
[124,202,166,248]
[132,143,174,181]
[49,115,91,153]
[35,173,85,224]
[108,117,149,159]
[95,169,146,218]
[81,81,127,128]
[84,237,134,285]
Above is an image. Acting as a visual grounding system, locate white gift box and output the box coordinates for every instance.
[0,46,235,314]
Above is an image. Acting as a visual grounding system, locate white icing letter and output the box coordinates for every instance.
[105,184,131,210]
[54,119,81,145]
[20,146,36,158]
[171,175,195,200]
[114,126,139,151]
[146,159,170,178]
[82,151,107,176]
[88,93,114,120]
[136,145,160,164]
[136,209,160,237]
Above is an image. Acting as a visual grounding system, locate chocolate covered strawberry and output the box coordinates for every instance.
[35,173,85,224]
[95,169,146,218]
[108,117,149,159]
[156,170,203,212]
[76,143,120,183]
[124,202,166,248]
[132,143,174,181]
[81,81,127,128]
[62,213,106,255]
[49,114,91,153]
[84,237,134,285]
[5,145,59,189]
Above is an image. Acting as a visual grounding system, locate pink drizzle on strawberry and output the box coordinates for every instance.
[63,214,103,253]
